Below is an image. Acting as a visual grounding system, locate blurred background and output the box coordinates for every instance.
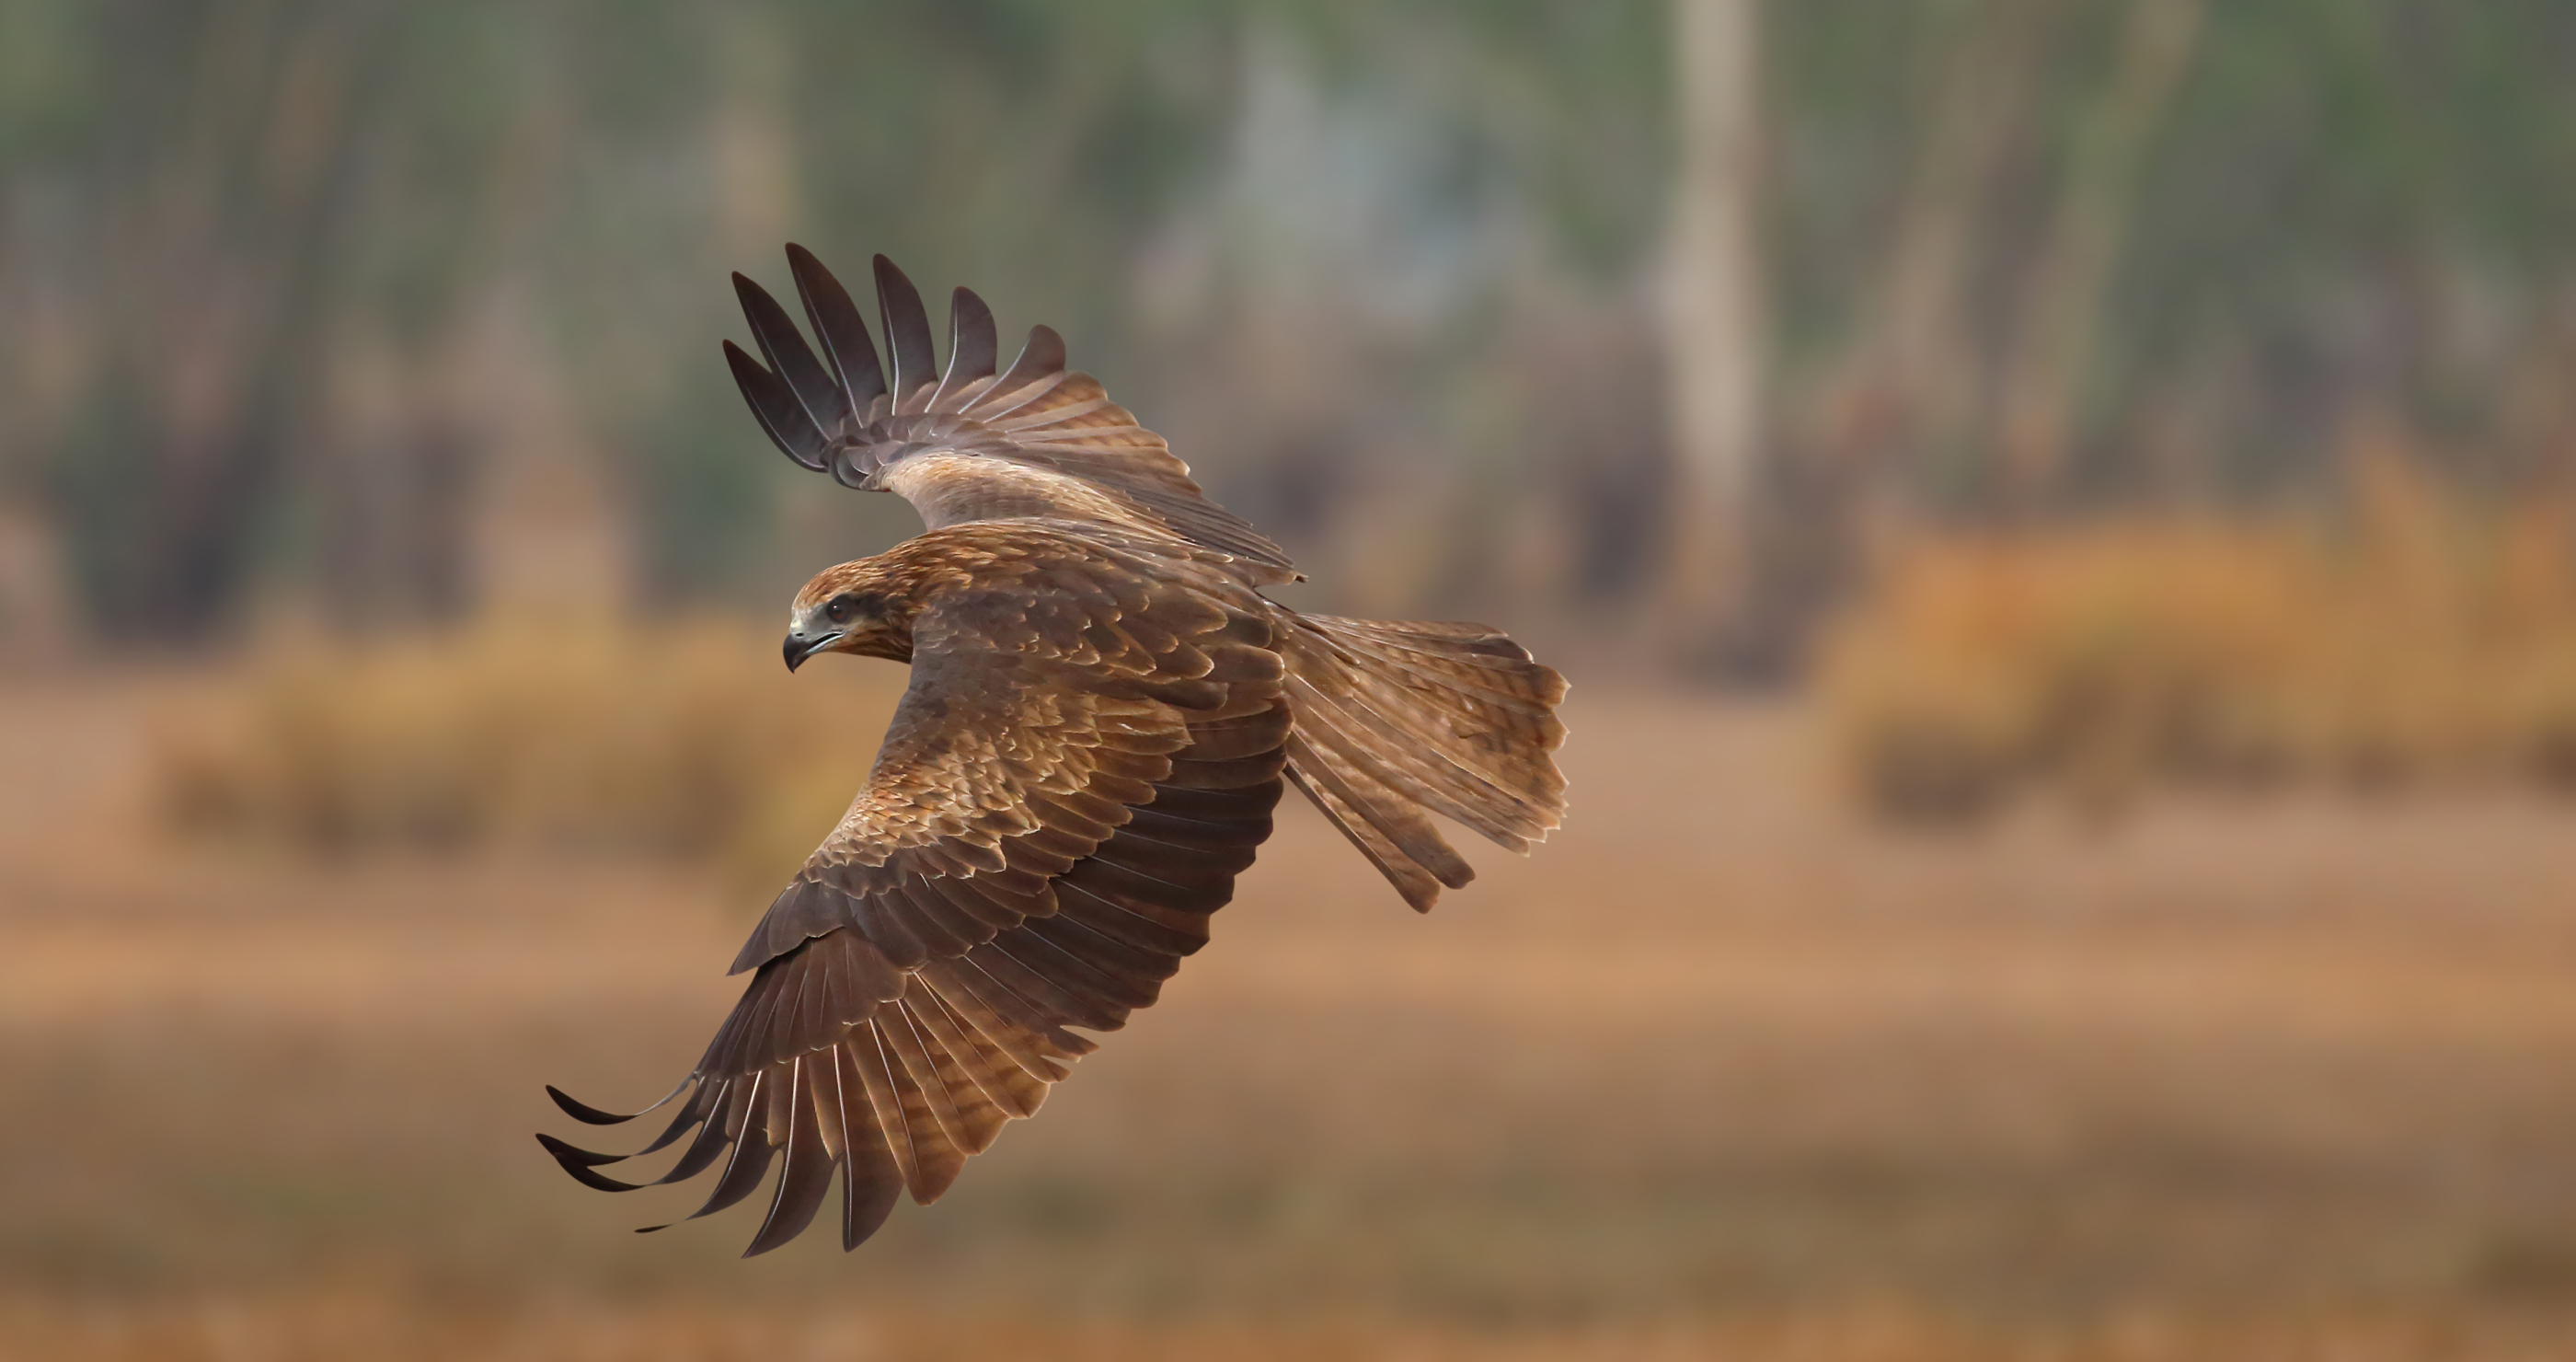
[8,1,2576,1357]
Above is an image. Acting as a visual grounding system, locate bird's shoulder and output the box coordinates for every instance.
[825,521,1282,863]
[873,518,1277,619]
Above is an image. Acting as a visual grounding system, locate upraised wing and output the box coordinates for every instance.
[725,246,1297,583]
[539,530,1291,1255]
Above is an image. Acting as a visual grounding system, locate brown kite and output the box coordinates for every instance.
[539,247,1568,1255]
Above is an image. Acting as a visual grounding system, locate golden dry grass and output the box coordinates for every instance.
[10,659,2576,1357]
[150,614,906,884]
[1823,462,2576,819]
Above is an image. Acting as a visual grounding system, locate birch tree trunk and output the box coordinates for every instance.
[1658,0,1763,648]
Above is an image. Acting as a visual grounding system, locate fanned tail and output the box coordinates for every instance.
[1278,613,1568,910]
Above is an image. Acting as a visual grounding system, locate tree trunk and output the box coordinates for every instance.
[1725,0,2057,680]
[1996,0,2206,506]
[1658,0,1763,659]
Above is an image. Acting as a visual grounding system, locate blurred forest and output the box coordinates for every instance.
[6,0,2572,668]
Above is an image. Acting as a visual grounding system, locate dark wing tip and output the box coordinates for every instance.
[535,1131,627,1168]
[536,1133,650,1193]
[727,271,788,348]
[733,268,854,435]
[742,1063,839,1257]
[1025,323,1066,371]
[724,340,830,471]
[944,285,998,386]
[786,243,888,410]
[728,271,780,332]
[984,323,1069,409]
[871,255,937,403]
[546,1083,640,1125]
[548,1074,697,1125]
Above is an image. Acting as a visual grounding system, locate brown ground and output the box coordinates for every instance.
[7,670,2576,1358]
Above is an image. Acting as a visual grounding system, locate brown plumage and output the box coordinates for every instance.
[540,247,1568,1255]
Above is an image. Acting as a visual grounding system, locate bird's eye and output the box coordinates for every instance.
[823,594,855,624]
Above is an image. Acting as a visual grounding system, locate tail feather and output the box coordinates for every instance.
[1283,670,1538,850]
[1305,618,1570,754]
[1279,613,1569,911]
[1284,730,1476,906]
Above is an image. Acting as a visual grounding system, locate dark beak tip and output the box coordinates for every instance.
[783,635,804,673]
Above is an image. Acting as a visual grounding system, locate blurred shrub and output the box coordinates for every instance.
[1824,463,2576,821]
[155,614,903,880]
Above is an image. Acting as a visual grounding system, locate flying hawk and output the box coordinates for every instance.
[539,247,1568,1255]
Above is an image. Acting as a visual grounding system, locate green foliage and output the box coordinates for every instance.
[6,0,2576,633]
[1770,0,2576,503]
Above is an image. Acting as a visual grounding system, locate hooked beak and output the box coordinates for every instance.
[783,629,845,673]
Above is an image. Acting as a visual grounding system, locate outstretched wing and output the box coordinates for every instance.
[539,545,1290,1255]
[725,245,1297,583]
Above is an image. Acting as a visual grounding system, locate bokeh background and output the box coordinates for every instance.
[8,2,2576,1358]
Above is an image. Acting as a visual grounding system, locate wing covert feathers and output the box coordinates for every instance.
[726,247,1294,583]
[1278,614,1569,912]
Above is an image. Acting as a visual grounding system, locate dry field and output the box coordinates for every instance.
[8,668,2576,1359]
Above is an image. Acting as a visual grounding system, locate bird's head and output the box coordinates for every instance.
[783,561,914,670]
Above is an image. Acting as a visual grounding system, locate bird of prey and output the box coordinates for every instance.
[539,246,1568,1256]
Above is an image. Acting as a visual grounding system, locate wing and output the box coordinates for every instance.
[539,549,1290,1255]
[724,245,1297,583]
